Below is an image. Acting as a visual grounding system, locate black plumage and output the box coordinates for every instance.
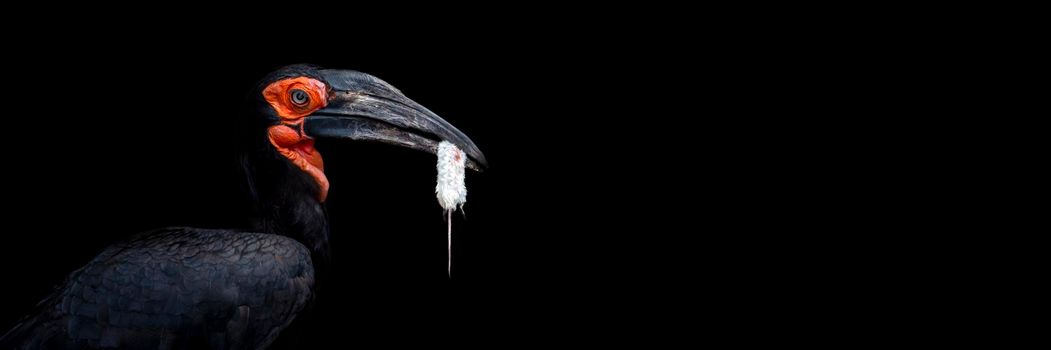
[1,228,314,349]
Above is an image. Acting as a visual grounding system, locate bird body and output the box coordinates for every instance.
[2,228,313,349]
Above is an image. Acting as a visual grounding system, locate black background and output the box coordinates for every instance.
[0,25,690,345]
[0,13,886,345]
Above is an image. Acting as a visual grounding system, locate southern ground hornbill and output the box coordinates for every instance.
[0,64,486,349]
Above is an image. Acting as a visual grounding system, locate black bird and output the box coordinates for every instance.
[0,65,486,349]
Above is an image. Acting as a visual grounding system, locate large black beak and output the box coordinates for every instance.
[304,69,487,171]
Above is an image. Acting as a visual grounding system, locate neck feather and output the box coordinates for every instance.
[241,145,331,263]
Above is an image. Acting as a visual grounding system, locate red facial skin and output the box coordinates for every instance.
[262,77,330,202]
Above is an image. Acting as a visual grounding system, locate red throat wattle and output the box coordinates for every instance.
[268,123,328,202]
[262,77,330,202]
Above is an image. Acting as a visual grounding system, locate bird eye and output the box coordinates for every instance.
[290,89,310,106]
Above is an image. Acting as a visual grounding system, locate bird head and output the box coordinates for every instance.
[251,65,487,202]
